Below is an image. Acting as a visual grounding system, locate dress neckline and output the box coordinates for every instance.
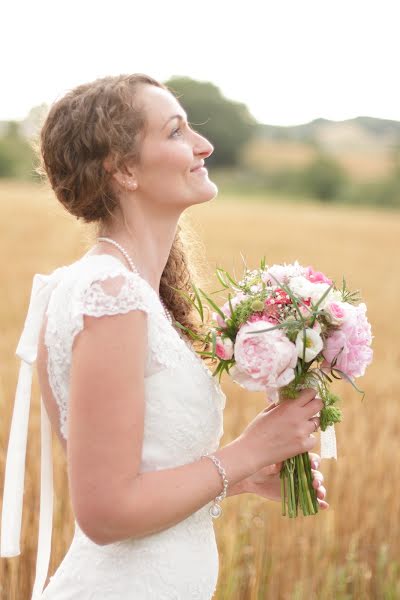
[80,251,162,302]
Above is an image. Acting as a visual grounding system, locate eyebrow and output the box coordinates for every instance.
[162,113,188,130]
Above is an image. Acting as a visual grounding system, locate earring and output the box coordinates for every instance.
[123,179,137,190]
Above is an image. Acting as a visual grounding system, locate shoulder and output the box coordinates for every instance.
[47,253,160,322]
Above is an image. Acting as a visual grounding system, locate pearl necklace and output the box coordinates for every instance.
[96,236,173,325]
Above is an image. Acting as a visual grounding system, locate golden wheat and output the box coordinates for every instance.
[1,180,399,599]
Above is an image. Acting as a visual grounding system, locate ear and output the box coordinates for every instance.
[102,158,137,190]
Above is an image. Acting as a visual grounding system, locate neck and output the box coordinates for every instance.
[96,206,181,295]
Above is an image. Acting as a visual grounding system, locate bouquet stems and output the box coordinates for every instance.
[277,386,320,518]
[280,452,319,517]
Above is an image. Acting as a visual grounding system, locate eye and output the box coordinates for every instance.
[171,126,183,138]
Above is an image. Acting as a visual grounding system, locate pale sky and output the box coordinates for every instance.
[1,0,399,126]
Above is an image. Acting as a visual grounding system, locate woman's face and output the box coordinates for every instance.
[130,84,217,210]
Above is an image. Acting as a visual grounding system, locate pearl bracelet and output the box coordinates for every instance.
[201,454,229,519]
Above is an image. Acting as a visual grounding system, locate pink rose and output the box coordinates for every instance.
[305,266,332,285]
[325,301,346,325]
[323,302,373,378]
[215,336,234,360]
[230,320,298,392]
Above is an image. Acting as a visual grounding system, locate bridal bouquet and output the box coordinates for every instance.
[175,259,373,518]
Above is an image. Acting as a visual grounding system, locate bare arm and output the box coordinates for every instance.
[87,438,252,545]
[68,276,254,545]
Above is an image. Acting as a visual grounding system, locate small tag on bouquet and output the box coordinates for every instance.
[320,425,337,459]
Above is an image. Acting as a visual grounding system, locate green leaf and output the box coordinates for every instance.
[224,270,241,289]
[199,288,226,320]
[212,359,224,377]
[191,282,204,323]
[331,368,366,399]
[215,268,229,289]
[245,321,290,334]
[168,285,205,321]
[312,283,334,311]
[173,321,203,341]
[211,328,217,359]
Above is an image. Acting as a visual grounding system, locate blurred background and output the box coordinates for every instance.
[1,1,399,598]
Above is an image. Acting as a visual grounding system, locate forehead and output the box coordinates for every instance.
[138,85,187,130]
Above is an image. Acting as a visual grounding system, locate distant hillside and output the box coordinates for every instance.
[247,116,400,182]
[257,116,400,153]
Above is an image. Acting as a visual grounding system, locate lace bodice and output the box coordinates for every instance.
[39,253,226,599]
[44,254,226,451]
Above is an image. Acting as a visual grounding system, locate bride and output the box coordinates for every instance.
[1,73,327,599]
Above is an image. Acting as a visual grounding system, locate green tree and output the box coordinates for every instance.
[299,154,348,202]
[0,120,36,179]
[164,76,257,167]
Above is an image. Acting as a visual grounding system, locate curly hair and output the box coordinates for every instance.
[36,73,208,338]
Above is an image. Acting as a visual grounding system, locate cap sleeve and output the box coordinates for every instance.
[75,270,157,319]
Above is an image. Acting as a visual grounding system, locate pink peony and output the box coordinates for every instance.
[323,302,373,378]
[230,319,298,392]
[215,336,234,360]
[305,266,332,285]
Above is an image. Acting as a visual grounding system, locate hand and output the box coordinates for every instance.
[233,451,328,510]
[238,388,324,473]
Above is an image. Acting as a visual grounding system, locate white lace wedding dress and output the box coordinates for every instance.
[24,252,226,599]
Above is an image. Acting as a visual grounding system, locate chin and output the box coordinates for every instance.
[194,180,219,205]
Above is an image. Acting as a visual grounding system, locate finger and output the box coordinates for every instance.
[312,476,324,490]
[272,462,283,473]
[316,485,326,499]
[311,470,324,483]
[303,397,324,417]
[317,499,329,510]
[262,401,277,414]
[309,452,320,469]
[295,388,317,406]
[306,417,320,436]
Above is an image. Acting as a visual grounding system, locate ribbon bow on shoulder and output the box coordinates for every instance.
[1,266,68,600]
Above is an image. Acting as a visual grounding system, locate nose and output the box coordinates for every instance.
[193,130,214,159]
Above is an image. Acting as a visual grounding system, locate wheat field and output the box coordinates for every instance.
[0,180,399,599]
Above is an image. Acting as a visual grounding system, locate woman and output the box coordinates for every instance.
[1,74,327,599]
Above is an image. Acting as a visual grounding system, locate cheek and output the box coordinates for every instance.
[143,141,192,177]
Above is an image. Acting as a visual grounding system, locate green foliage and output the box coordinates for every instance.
[298,154,349,201]
[164,76,257,167]
[0,120,37,180]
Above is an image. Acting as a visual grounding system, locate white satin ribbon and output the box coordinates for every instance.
[1,267,67,599]
[320,425,337,460]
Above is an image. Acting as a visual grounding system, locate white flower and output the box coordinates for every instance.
[308,283,336,308]
[296,328,324,362]
[288,276,314,298]
[289,277,337,310]
[265,261,306,286]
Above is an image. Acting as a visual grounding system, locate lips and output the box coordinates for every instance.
[190,161,205,172]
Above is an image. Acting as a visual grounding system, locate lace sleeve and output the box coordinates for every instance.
[77,271,156,318]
